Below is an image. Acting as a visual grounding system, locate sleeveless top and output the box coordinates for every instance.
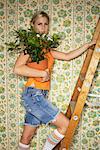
[25,51,54,90]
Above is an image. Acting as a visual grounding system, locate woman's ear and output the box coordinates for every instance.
[30,22,34,28]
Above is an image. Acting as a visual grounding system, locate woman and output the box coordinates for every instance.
[14,11,96,150]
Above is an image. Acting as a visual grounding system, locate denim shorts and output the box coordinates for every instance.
[21,87,60,127]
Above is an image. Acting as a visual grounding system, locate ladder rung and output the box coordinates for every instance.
[88,93,100,98]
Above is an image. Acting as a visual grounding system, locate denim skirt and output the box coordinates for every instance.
[21,87,60,127]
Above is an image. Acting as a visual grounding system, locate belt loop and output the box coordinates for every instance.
[25,87,29,94]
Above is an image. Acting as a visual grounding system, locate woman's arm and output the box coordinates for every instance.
[13,53,48,78]
[51,40,96,61]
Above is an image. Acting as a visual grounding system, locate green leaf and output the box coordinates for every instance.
[6,27,61,63]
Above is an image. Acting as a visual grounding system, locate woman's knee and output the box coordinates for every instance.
[51,112,69,135]
[59,117,69,134]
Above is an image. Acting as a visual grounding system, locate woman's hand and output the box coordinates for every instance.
[41,69,50,82]
[87,39,96,47]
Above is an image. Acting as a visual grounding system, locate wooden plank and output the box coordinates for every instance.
[93,18,100,41]
[60,33,100,150]
[66,18,100,119]
[53,48,94,150]
[66,48,94,119]
[53,18,100,150]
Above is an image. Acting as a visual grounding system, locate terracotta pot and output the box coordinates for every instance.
[27,59,48,82]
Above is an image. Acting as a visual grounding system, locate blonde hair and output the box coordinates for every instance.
[30,11,50,26]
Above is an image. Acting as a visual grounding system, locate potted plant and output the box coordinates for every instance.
[6,27,61,81]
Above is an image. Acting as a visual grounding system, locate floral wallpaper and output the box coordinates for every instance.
[0,0,99,150]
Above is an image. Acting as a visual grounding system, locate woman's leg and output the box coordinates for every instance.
[43,112,69,150]
[51,112,69,134]
[19,125,38,150]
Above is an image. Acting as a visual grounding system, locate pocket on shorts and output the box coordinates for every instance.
[21,87,43,109]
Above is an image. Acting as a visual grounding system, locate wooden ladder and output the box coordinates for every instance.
[53,18,100,150]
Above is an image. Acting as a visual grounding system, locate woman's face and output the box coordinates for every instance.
[33,16,49,34]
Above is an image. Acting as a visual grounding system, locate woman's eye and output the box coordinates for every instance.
[37,23,48,25]
[38,23,42,25]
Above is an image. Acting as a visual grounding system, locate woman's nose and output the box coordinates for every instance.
[41,25,45,30]
[41,27,45,33]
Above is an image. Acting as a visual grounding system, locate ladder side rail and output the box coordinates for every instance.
[60,34,100,150]
[53,19,100,150]
[66,19,100,119]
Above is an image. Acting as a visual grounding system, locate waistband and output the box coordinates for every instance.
[24,86,49,95]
